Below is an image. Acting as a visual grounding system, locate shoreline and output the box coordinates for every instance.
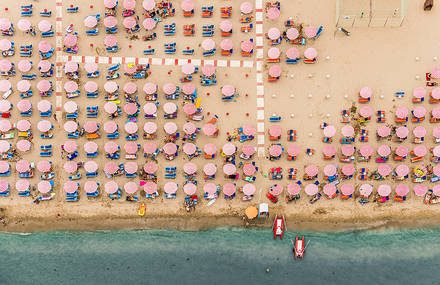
[3,214,440,233]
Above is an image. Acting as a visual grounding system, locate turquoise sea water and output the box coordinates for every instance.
[1,227,439,285]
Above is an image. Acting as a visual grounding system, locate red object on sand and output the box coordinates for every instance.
[90,5,93,8]
[226,113,229,116]
[70,4,73,7]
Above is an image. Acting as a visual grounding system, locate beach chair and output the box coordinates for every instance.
[67,6,79,13]
[269,116,282,122]
[86,28,99,36]
[40,10,52,17]
[220,6,232,18]
[40,145,52,157]
[106,45,119,53]
[202,6,213,17]
[86,106,98,118]
[106,27,118,34]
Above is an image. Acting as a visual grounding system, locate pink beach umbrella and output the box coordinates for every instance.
[142,18,156,30]
[268,65,281,77]
[413,145,427,157]
[16,160,30,173]
[124,162,138,175]
[432,68,440,79]
[305,184,318,196]
[412,106,426,118]
[17,19,31,31]
[143,142,157,155]
[38,20,52,33]
[287,183,301,195]
[104,0,118,8]
[143,103,157,115]
[124,103,138,115]
[323,145,336,157]
[323,125,336,137]
[243,125,256,136]
[163,102,177,114]
[359,145,373,158]
[243,184,256,196]
[304,26,317,38]
[84,181,99,193]
[143,0,156,10]
[64,61,78,73]
[202,39,215,51]
[323,164,337,177]
[0,80,11,92]
[18,60,32,72]
[0,120,11,132]
[286,47,299,59]
[220,39,233,50]
[143,162,158,174]
[104,162,119,175]
[395,165,409,177]
[183,162,197,175]
[285,144,300,157]
[395,184,410,197]
[223,164,236,175]
[341,145,355,156]
[359,87,372,99]
[341,125,354,137]
[16,180,30,192]
[84,16,98,28]
[143,122,157,134]
[240,40,253,52]
[267,27,280,40]
[240,1,253,14]
[222,143,236,156]
[37,100,52,113]
[304,48,318,59]
[105,181,119,194]
[182,63,195,75]
[413,126,426,138]
[38,181,52,193]
[0,162,8,174]
[184,183,197,196]
[104,35,117,47]
[84,142,98,154]
[377,126,391,137]
[414,185,428,197]
[286,28,299,40]
[104,16,118,28]
[63,101,78,113]
[378,165,391,177]
[64,34,77,47]
[163,143,177,155]
[242,145,256,156]
[84,121,98,133]
[413,87,426,99]
[183,143,196,155]
[64,81,78,93]
[124,142,138,154]
[143,182,157,195]
[433,107,440,119]
[38,60,52,73]
[104,81,118,93]
[64,161,78,174]
[16,120,31,132]
[163,83,176,95]
[268,47,280,59]
[395,107,408,119]
[17,99,31,112]
[432,88,440,100]
[123,17,137,29]
[269,145,282,157]
[124,122,138,134]
[359,184,373,197]
[104,142,119,154]
[204,183,217,195]
[396,126,409,138]
[378,184,391,197]
[0,60,11,72]
[204,143,217,155]
[64,121,78,133]
[323,184,336,197]
[377,145,391,157]
[104,102,118,114]
[394,146,408,158]
[0,100,10,112]
[123,0,136,9]
[164,122,177,135]
[202,123,217,136]
[64,181,78,194]
[340,184,355,196]
[183,103,196,115]
[305,165,319,177]
[181,0,195,12]
[104,121,118,133]
[342,164,355,176]
[433,185,440,197]
[63,141,77,153]
[243,163,256,176]
[223,183,236,196]
[270,184,283,196]
[202,64,216,76]
[359,106,373,118]
[434,127,440,139]
[164,182,178,194]
[0,141,9,153]
[38,41,52,53]
[222,85,235,97]
[220,20,232,32]
[266,7,280,19]
[433,146,440,157]
[143,82,157,94]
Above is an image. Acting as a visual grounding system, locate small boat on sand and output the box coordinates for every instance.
[138,203,146,216]
[272,215,286,239]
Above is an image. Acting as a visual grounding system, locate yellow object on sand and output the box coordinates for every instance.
[414,167,426,177]
[128,63,135,68]
[138,203,146,216]
[195,98,201,109]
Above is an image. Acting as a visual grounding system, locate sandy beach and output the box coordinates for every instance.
[0,0,440,233]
